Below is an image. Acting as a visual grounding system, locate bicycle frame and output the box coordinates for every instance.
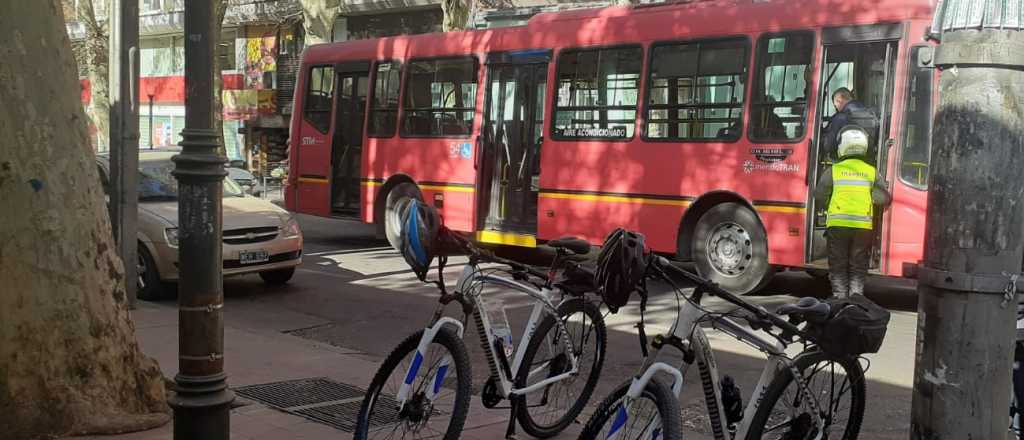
[611,294,826,440]
[396,260,581,410]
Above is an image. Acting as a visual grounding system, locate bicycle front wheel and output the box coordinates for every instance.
[354,327,472,440]
[745,350,866,440]
[514,297,607,438]
[578,377,682,440]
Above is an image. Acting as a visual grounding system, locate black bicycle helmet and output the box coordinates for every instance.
[398,198,441,281]
[595,228,649,313]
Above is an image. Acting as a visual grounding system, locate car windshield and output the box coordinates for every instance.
[139,159,244,200]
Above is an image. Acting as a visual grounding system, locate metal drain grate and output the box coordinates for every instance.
[234,377,398,432]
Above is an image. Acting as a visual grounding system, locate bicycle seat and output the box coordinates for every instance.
[776,297,831,323]
[548,236,591,255]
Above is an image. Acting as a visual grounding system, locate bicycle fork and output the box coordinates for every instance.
[606,362,684,440]
[396,317,466,412]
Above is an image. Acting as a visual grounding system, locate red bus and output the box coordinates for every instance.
[285,0,937,293]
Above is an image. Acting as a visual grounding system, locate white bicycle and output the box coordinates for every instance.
[581,254,868,440]
[355,227,607,439]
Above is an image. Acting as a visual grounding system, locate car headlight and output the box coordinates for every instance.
[164,227,179,248]
[281,217,301,238]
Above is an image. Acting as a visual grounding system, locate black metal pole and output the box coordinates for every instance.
[911,1,1024,438]
[169,1,233,439]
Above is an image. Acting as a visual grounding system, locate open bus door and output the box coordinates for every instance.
[807,23,902,271]
[329,62,369,218]
[477,50,549,241]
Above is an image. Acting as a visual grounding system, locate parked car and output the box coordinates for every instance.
[227,166,264,196]
[96,148,303,300]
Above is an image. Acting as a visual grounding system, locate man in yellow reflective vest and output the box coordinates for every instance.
[814,126,892,298]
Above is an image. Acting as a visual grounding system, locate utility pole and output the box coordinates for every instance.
[168,1,233,439]
[108,0,140,308]
[911,1,1024,439]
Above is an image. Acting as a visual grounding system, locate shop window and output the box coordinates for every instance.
[368,61,401,137]
[304,66,335,133]
[750,32,814,141]
[646,38,747,141]
[553,46,641,140]
[401,57,478,137]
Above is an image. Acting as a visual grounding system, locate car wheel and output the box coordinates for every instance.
[137,244,167,301]
[260,267,295,285]
[691,202,771,295]
[384,182,422,250]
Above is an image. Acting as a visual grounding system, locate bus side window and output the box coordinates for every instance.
[401,57,478,137]
[553,46,642,140]
[749,32,814,142]
[304,65,335,134]
[645,38,748,141]
[368,60,402,137]
[899,46,933,190]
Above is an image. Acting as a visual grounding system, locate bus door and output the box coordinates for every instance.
[807,24,902,269]
[330,62,369,217]
[478,50,550,236]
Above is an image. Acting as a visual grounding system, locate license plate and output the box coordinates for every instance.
[239,249,269,265]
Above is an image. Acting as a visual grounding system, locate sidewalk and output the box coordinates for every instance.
[74,301,512,440]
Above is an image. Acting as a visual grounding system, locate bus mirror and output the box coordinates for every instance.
[916,47,934,68]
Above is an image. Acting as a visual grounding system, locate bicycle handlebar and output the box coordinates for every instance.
[438,227,549,281]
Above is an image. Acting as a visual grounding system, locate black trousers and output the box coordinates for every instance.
[827,227,874,297]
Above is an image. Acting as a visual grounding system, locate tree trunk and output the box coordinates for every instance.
[442,0,470,31]
[300,0,340,45]
[77,0,111,151]
[0,2,169,439]
[214,0,227,156]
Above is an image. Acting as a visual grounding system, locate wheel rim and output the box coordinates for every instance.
[137,252,148,290]
[705,221,752,278]
[595,393,664,439]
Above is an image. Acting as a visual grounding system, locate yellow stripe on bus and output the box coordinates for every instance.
[538,192,690,207]
[754,206,807,214]
[476,230,537,247]
[298,177,329,184]
[359,181,475,193]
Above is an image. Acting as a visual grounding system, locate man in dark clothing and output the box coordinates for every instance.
[814,125,892,298]
[823,88,875,162]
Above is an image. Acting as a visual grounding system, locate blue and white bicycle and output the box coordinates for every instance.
[355,225,607,439]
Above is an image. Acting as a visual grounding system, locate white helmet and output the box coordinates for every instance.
[837,126,870,158]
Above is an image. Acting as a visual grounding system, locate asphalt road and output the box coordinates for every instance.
[211,213,920,439]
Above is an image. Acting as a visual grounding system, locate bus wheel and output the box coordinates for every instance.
[384,182,422,249]
[691,202,770,295]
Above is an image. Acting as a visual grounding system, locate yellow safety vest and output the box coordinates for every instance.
[827,158,875,229]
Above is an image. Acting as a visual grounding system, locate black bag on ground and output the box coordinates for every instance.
[811,295,890,356]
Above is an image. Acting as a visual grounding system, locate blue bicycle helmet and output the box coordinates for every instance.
[398,198,441,281]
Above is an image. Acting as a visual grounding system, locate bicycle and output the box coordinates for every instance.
[581,253,870,440]
[355,223,607,439]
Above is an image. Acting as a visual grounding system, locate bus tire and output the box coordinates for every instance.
[384,182,422,249]
[691,202,770,295]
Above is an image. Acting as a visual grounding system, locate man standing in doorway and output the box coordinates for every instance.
[815,126,891,298]
[823,87,876,161]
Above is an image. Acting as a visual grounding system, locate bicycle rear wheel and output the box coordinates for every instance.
[514,297,607,438]
[745,351,865,440]
[578,377,682,440]
[354,327,472,440]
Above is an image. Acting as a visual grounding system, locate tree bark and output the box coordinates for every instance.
[76,0,111,151]
[0,2,169,439]
[442,0,470,31]
[300,0,340,45]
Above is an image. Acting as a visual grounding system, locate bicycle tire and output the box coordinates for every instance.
[354,327,472,440]
[578,377,682,440]
[514,298,607,438]
[745,350,865,440]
